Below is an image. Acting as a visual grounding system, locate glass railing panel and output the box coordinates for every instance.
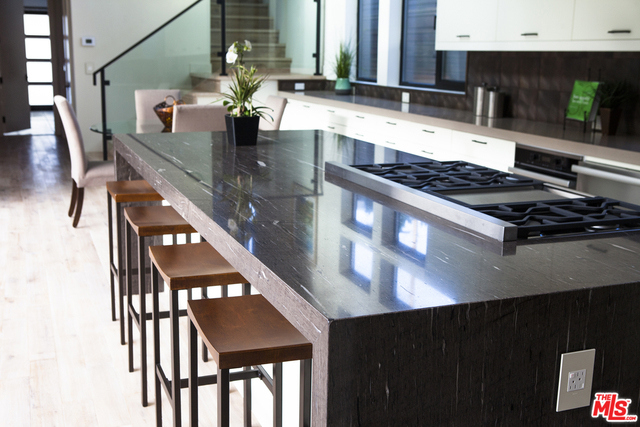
[270,0,318,75]
[102,0,212,124]
[211,0,318,76]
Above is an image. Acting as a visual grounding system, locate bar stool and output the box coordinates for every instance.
[188,294,313,427]
[124,205,196,407]
[107,180,163,345]
[149,242,249,427]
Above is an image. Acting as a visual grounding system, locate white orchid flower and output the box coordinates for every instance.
[244,40,252,51]
[226,51,238,64]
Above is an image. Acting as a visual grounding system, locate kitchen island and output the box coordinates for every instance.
[114,129,640,425]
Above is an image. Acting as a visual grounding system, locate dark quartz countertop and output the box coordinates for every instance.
[283,91,640,161]
[115,130,640,321]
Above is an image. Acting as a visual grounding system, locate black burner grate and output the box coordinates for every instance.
[477,197,640,238]
[350,161,640,239]
[353,161,539,192]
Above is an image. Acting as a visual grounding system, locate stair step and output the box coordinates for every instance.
[211,57,293,74]
[212,29,281,44]
[211,43,287,58]
[211,15,273,30]
[212,3,269,16]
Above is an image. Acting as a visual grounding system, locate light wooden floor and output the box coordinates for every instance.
[0,131,286,426]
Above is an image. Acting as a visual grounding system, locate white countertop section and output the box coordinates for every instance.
[281,91,640,168]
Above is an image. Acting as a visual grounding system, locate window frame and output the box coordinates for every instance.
[398,0,467,92]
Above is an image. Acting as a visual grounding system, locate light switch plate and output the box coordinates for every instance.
[556,349,596,412]
[294,82,305,91]
[81,36,95,47]
[401,92,410,103]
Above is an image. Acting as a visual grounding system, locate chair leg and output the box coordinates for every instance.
[117,205,126,345]
[218,368,230,427]
[108,193,116,322]
[152,264,162,427]
[72,187,84,228]
[189,319,199,427]
[127,223,134,373]
[139,235,148,407]
[273,363,283,427]
[68,181,78,217]
[300,359,312,427]
[170,289,181,425]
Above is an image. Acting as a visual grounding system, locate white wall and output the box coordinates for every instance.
[322,0,357,80]
[69,0,202,153]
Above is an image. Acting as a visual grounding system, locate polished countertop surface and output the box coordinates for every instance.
[283,91,640,164]
[116,130,640,320]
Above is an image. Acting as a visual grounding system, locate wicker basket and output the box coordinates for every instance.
[153,95,184,131]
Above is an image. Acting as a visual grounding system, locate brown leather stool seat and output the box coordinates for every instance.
[149,242,248,427]
[123,205,196,407]
[107,180,163,345]
[188,295,313,427]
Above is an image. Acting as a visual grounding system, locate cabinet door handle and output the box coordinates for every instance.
[608,30,631,34]
[422,129,435,133]
[327,109,335,113]
[386,121,397,126]
[520,32,538,36]
[355,115,365,119]
[355,133,364,137]
[303,105,311,108]
[472,139,488,145]
[327,126,335,130]
[456,35,470,38]
[385,141,396,145]
[421,150,434,155]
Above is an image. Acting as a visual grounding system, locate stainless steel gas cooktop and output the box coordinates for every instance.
[325,160,640,242]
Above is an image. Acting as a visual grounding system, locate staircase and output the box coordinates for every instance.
[211,0,292,74]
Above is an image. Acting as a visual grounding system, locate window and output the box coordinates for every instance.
[357,0,379,82]
[24,12,54,109]
[400,0,466,91]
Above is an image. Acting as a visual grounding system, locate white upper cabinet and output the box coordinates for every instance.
[572,0,640,40]
[435,0,498,44]
[496,0,575,42]
[436,0,640,51]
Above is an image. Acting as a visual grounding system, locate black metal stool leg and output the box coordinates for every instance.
[139,234,148,407]
[273,363,283,427]
[126,222,134,372]
[218,368,230,427]
[152,264,162,427]
[170,288,182,426]
[108,193,116,322]
[117,203,126,345]
[300,359,312,427]
[189,319,199,427]
[201,287,208,363]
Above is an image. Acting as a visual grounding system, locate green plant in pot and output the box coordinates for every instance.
[598,80,635,136]
[333,42,354,95]
[222,40,273,146]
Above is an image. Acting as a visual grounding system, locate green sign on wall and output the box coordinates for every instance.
[566,80,600,122]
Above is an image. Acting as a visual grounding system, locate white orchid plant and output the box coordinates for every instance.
[222,40,272,120]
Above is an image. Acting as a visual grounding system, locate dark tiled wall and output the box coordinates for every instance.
[349,51,640,135]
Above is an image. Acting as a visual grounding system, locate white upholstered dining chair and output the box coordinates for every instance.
[54,95,114,228]
[171,104,228,133]
[259,95,288,131]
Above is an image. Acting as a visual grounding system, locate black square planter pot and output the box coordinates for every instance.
[225,114,260,146]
